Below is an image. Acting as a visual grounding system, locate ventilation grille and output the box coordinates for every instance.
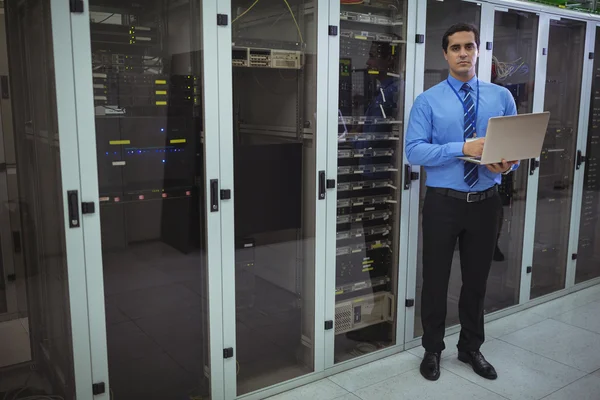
[335,303,353,334]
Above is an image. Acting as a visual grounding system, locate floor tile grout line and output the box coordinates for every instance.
[441,366,511,400]
[328,377,353,396]
[343,366,421,395]
[537,371,594,400]
[487,317,550,341]
[327,354,422,393]
[495,336,593,374]
[530,295,600,319]
[440,345,588,400]
[549,315,600,337]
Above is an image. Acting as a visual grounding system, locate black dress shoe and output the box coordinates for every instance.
[493,245,505,262]
[458,350,498,380]
[420,351,441,381]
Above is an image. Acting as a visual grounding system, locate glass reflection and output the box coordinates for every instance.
[486,8,539,312]
[334,0,408,363]
[414,0,481,338]
[532,19,586,299]
[231,0,316,394]
[576,27,600,284]
[88,1,211,398]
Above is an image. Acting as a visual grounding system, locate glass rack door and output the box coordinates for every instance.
[531,18,586,299]
[230,0,318,395]
[333,0,407,363]
[0,0,92,398]
[531,19,586,299]
[413,0,481,339]
[575,26,600,284]
[488,7,539,312]
[86,1,211,398]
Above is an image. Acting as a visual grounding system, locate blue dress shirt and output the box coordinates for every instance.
[405,75,518,192]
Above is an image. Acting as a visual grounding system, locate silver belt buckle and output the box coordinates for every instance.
[467,192,478,203]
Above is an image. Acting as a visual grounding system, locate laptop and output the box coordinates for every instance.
[458,112,551,165]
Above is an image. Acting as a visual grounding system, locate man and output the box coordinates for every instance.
[405,23,518,381]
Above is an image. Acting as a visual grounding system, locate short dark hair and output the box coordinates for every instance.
[442,23,480,52]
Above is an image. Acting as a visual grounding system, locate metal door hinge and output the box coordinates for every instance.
[82,202,95,214]
[590,52,595,60]
[12,231,21,254]
[526,266,532,274]
[69,0,84,13]
[220,189,231,200]
[486,42,493,50]
[405,299,415,307]
[576,150,586,170]
[92,382,105,395]
[329,25,338,36]
[223,347,234,358]
[572,253,578,260]
[416,34,425,44]
[404,165,418,190]
[326,179,336,189]
[325,320,333,330]
[529,158,540,175]
[217,14,228,26]
[1,76,9,99]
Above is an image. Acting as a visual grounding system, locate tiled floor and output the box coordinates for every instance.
[0,318,31,368]
[268,284,600,400]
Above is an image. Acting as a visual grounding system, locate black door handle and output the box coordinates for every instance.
[318,171,326,200]
[210,179,219,212]
[67,190,80,228]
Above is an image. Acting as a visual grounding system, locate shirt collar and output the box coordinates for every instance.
[447,74,478,92]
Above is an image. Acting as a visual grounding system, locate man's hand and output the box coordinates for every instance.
[486,159,518,174]
[463,138,485,157]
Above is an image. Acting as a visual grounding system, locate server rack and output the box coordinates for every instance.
[576,26,600,283]
[334,0,406,363]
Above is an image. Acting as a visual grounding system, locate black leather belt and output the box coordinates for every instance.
[431,186,497,203]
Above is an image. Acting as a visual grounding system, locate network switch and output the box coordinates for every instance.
[232,47,303,69]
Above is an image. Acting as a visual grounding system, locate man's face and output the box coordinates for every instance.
[444,31,478,77]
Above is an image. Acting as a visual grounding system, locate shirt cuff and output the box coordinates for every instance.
[446,142,466,157]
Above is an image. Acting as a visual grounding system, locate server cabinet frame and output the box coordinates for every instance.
[21,0,100,398]
[323,0,418,370]
[566,20,596,289]
[70,0,226,399]
[217,0,330,399]
[404,0,492,343]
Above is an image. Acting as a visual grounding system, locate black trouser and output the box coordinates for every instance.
[421,187,502,353]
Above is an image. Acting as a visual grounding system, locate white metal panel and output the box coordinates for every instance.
[396,0,419,349]
[324,0,340,370]
[479,2,495,83]
[403,0,427,345]
[206,0,229,399]
[68,1,109,397]
[49,0,93,398]
[313,0,330,373]
[566,21,596,288]
[520,12,550,304]
[215,1,238,400]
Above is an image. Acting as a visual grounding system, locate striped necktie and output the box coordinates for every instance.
[462,83,479,188]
